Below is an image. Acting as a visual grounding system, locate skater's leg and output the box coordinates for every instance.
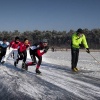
[35,55,42,74]
[1,48,13,62]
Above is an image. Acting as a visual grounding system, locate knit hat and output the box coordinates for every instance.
[76,28,84,33]
[42,39,48,43]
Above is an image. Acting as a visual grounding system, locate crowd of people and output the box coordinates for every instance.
[0,28,90,73]
[0,37,49,74]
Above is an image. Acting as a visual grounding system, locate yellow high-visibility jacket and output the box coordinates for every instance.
[71,33,89,49]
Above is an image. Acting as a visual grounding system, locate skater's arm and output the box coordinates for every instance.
[36,50,45,56]
[82,34,89,48]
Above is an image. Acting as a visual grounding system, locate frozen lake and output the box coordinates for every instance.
[0,50,100,100]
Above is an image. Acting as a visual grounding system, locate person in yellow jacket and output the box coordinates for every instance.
[71,28,90,72]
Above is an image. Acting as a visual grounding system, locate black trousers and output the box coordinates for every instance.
[18,50,27,63]
[71,48,79,69]
[29,49,42,66]
[0,47,7,62]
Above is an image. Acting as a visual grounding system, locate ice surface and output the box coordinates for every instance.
[0,50,100,100]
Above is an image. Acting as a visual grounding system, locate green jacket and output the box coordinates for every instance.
[71,32,89,49]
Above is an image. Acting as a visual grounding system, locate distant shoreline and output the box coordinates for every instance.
[50,48,100,52]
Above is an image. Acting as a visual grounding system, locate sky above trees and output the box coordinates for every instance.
[0,0,100,32]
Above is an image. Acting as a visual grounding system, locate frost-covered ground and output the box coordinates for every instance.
[0,50,100,100]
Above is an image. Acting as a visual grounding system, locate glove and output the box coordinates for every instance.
[86,48,90,53]
[44,49,48,53]
[44,46,49,53]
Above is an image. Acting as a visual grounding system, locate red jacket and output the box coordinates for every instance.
[19,42,30,52]
[10,41,21,49]
[36,50,45,56]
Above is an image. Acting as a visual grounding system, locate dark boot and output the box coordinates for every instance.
[1,61,5,64]
[16,59,19,64]
[14,61,17,67]
[35,68,41,74]
[22,62,25,69]
[25,63,28,71]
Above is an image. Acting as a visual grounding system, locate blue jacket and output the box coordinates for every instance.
[0,41,9,48]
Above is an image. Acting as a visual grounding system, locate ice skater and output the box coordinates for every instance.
[24,39,49,74]
[71,28,90,72]
[15,38,30,68]
[0,38,9,62]
[1,37,21,65]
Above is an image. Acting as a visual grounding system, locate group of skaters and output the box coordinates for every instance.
[0,28,90,73]
[0,37,49,74]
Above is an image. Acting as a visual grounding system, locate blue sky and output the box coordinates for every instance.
[0,0,100,32]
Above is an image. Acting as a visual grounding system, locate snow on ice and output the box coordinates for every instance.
[0,50,100,100]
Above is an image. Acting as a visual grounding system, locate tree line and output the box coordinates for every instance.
[0,28,100,49]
